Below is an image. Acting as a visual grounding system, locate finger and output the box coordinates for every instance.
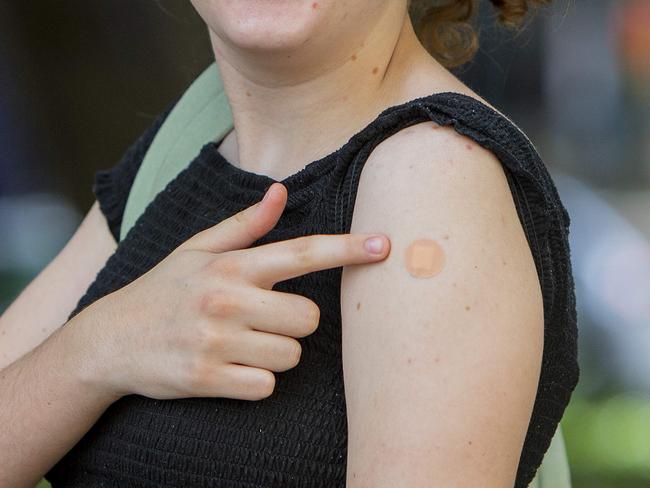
[181,182,287,254]
[222,330,303,373]
[233,233,391,288]
[237,288,320,338]
[213,364,276,401]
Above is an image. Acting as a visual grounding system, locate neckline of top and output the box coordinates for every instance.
[201,90,523,207]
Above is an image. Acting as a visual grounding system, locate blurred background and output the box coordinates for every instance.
[1,1,648,487]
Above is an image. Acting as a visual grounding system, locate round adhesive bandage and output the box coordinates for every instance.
[404,238,446,278]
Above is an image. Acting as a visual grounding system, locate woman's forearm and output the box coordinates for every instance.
[0,309,120,488]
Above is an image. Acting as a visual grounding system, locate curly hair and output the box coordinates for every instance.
[407,0,551,68]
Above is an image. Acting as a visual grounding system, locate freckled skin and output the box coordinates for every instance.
[372,66,378,74]
[350,53,357,61]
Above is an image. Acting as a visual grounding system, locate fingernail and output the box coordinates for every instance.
[364,236,385,254]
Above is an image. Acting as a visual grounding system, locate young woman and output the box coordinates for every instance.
[0,1,578,487]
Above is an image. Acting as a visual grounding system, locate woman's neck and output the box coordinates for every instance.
[208,4,440,182]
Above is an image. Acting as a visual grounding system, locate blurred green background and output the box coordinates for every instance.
[1,1,649,487]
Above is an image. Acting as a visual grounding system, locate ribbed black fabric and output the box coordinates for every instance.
[46,92,579,488]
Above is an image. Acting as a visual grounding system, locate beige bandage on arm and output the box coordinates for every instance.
[404,238,446,278]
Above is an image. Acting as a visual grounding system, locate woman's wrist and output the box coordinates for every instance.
[0,298,126,486]
[58,298,126,404]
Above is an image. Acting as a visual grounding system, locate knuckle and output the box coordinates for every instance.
[198,290,241,318]
[292,237,313,265]
[187,322,225,355]
[214,295,241,318]
[205,253,242,277]
[203,327,227,352]
[197,292,217,315]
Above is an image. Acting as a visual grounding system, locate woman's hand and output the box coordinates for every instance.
[80,182,390,401]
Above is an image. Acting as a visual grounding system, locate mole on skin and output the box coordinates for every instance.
[404,238,446,278]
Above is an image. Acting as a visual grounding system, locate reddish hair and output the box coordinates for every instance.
[408,0,551,67]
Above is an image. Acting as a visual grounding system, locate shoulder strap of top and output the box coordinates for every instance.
[117,64,572,487]
[334,92,570,237]
[119,62,234,241]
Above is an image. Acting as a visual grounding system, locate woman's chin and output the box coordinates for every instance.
[193,0,325,52]
[222,28,313,54]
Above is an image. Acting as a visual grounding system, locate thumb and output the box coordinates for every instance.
[181,182,287,254]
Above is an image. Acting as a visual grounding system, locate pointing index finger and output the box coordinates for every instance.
[236,233,390,288]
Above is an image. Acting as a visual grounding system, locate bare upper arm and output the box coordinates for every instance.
[341,121,544,487]
[0,200,117,369]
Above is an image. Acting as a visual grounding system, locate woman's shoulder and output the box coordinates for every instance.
[338,76,571,240]
[339,87,578,488]
[376,64,560,201]
[341,79,578,485]
[353,78,575,321]
[352,108,544,281]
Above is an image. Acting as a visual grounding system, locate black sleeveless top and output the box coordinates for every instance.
[46,91,579,488]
